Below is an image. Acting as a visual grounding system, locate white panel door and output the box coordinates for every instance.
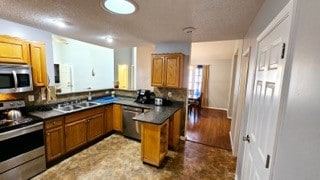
[59,64,73,93]
[241,1,293,180]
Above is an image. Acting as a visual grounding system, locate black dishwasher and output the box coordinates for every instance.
[122,106,143,140]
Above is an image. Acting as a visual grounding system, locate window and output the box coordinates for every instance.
[188,65,203,96]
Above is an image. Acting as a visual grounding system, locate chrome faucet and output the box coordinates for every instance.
[88,91,92,101]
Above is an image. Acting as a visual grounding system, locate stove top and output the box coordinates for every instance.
[0,117,41,133]
[0,100,42,133]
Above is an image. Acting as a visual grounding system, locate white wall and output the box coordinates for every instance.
[136,45,154,90]
[53,37,114,92]
[190,40,237,109]
[0,19,54,85]
[154,42,191,55]
[235,0,320,179]
[236,0,291,178]
[272,0,320,179]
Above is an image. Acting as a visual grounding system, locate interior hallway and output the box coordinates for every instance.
[186,108,232,150]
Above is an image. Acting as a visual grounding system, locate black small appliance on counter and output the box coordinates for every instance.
[135,89,154,104]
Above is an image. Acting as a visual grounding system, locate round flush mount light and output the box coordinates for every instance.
[106,36,113,43]
[101,0,138,15]
[183,27,196,34]
[52,19,68,28]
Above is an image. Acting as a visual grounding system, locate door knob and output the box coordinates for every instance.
[243,135,250,143]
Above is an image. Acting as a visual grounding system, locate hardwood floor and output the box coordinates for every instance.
[186,107,232,150]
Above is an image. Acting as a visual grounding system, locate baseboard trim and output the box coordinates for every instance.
[203,106,228,112]
[229,131,235,155]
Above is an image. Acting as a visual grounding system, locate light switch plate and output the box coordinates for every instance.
[28,95,35,102]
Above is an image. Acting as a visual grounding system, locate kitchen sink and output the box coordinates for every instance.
[76,102,99,107]
[55,105,82,112]
[54,101,100,113]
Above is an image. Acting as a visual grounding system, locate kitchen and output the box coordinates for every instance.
[1,0,320,180]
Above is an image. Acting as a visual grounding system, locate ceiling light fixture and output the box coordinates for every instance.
[53,19,67,28]
[106,36,113,43]
[183,27,196,34]
[101,0,138,15]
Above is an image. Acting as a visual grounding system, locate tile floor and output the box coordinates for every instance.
[33,134,236,180]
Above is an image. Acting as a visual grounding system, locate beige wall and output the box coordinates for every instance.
[136,45,154,90]
[190,40,238,109]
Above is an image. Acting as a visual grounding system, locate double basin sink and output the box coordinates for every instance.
[54,101,100,113]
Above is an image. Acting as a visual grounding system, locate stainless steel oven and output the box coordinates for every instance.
[0,122,45,179]
[0,64,33,93]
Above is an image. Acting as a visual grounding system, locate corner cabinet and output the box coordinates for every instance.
[0,35,29,64]
[151,53,184,88]
[44,116,65,162]
[29,42,48,86]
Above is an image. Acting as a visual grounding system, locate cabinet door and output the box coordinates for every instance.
[29,42,48,86]
[87,113,104,141]
[65,119,87,152]
[151,56,165,86]
[45,126,65,162]
[0,36,29,64]
[104,105,113,134]
[169,109,181,149]
[113,104,123,132]
[165,55,181,88]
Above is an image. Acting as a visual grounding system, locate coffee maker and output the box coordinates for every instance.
[135,89,154,104]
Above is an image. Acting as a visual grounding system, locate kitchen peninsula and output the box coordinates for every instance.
[133,104,183,167]
[30,96,183,167]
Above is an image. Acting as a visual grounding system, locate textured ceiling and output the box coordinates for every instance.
[0,0,265,48]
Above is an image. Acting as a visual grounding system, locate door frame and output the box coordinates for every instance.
[240,0,295,179]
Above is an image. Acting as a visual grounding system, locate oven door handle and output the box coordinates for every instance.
[12,70,18,90]
[0,122,43,141]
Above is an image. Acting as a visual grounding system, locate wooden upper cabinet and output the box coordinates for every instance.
[151,53,184,88]
[29,42,48,86]
[0,35,29,64]
[151,56,165,86]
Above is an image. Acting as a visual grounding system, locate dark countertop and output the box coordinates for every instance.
[132,104,183,125]
[29,97,184,125]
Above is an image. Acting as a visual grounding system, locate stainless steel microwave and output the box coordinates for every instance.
[0,64,33,93]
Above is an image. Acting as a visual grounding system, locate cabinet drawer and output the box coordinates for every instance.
[65,107,104,124]
[45,116,64,129]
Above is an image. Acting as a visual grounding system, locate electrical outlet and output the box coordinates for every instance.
[41,88,46,101]
[168,92,172,97]
[28,95,35,102]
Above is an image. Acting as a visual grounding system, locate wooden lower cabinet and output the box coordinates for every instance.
[44,116,65,162]
[113,104,123,132]
[141,120,169,167]
[104,105,113,134]
[65,119,87,152]
[87,113,104,141]
[169,109,182,149]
